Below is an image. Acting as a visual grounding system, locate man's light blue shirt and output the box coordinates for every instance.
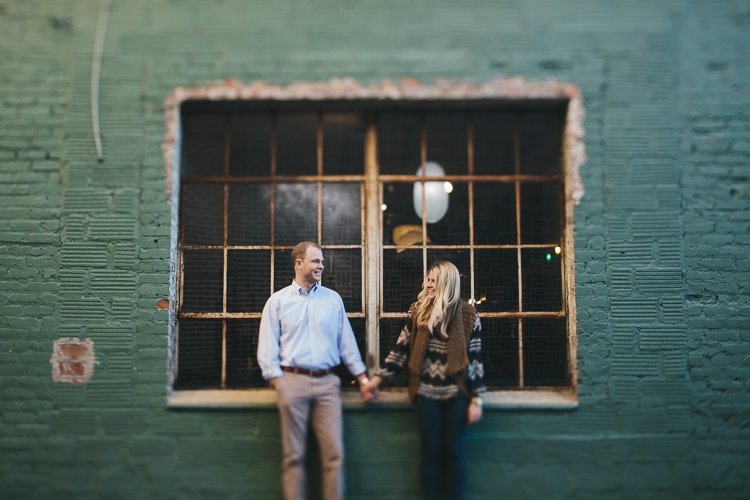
[257,280,366,380]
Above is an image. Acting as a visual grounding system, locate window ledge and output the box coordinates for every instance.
[167,388,577,410]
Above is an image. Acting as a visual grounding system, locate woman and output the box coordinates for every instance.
[362,261,485,500]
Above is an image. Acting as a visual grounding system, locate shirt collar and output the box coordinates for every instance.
[293,279,318,295]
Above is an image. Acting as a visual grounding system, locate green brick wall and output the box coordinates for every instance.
[1,0,748,498]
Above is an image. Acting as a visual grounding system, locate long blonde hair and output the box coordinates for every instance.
[415,261,461,339]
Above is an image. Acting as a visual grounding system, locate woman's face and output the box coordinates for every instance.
[426,270,436,299]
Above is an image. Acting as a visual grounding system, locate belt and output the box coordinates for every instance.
[281,366,334,377]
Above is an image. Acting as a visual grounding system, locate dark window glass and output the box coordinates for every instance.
[382,249,423,313]
[518,110,564,175]
[182,250,223,313]
[322,183,361,245]
[521,248,562,312]
[522,319,567,386]
[273,248,295,293]
[383,182,423,246]
[183,183,224,246]
[426,182,469,245]
[426,112,468,175]
[520,182,561,244]
[378,112,421,175]
[323,113,364,175]
[482,319,519,387]
[322,249,362,313]
[333,318,367,387]
[276,112,317,175]
[474,249,519,312]
[226,251,271,313]
[226,319,265,388]
[176,319,222,389]
[227,184,271,246]
[229,113,272,177]
[274,183,317,246]
[183,114,225,177]
[473,112,515,175]
[473,183,516,245]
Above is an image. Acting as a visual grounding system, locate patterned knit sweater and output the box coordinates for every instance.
[375,304,485,401]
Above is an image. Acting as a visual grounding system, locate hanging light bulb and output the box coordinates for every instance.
[414,162,449,223]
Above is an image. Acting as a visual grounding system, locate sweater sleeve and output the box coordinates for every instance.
[467,313,485,396]
[374,312,413,380]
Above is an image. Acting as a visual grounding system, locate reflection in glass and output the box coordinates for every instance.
[426,112,468,175]
[175,319,222,389]
[425,249,471,301]
[183,183,224,246]
[182,250,223,312]
[520,182,561,244]
[382,250,423,313]
[474,249,519,312]
[183,114,225,177]
[226,319,265,388]
[521,248,562,312]
[473,183,516,246]
[276,113,317,175]
[230,113,272,177]
[378,112,421,175]
[523,319,567,386]
[482,319,519,387]
[226,251,271,313]
[323,113,365,175]
[227,184,271,246]
[518,110,564,175]
[322,183,361,245]
[473,112,515,175]
[321,249,362,313]
[274,183,317,246]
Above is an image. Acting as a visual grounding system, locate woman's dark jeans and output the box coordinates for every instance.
[414,395,470,500]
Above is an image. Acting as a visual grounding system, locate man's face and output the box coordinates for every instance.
[296,246,324,286]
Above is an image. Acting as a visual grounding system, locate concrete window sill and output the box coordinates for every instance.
[166,388,578,410]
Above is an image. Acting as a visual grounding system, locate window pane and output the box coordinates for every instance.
[183,114,225,177]
[183,183,224,246]
[426,112,468,175]
[382,249,423,313]
[176,319,222,389]
[229,113,272,177]
[321,249,362,313]
[473,183,516,245]
[182,250,223,312]
[378,319,408,387]
[383,182,423,246]
[520,182,561,244]
[226,319,265,388]
[522,319,567,386]
[425,249,471,302]
[521,248,562,312]
[482,318,519,387]
[333,318,366,387]
[322,183,361,245]
[378,112,421,175]
[518,110,564,175]
[323,113,365,175]
[276,112,317,175]
[274,183,317,246]
[273,248,295,293]
[473,111,515,175]
[426,182,469,245]
[227,184,271,246]
[474,249,518,312]
[226,251,271,313]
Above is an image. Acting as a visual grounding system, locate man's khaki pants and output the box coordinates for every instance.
[275,371,343,500]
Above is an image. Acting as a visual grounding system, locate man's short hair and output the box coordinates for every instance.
[291,241,322,266]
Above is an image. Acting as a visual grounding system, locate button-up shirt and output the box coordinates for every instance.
[257,280,366,380]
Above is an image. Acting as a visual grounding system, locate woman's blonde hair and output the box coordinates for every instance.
[415,261,461,339]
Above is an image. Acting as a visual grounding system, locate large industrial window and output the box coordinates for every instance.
[174,101,576,401]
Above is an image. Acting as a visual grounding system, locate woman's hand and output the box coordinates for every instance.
[467,399,483,425]
[360,375,382,403]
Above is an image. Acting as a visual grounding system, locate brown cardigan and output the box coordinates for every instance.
[406,300,477,401]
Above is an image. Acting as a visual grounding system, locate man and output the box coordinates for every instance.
[257,241,372,500]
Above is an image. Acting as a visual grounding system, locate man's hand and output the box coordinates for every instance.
[358,375,382,403]
[269,376,282,390]
[467,400,483,425]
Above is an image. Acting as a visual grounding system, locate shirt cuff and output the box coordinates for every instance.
[262,366,284,380]
[347,361,367,378]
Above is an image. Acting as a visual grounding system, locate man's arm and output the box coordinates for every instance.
[336,296,366,378]
[257,297,284,381]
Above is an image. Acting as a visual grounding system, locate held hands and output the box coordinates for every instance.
[359,375,382,403]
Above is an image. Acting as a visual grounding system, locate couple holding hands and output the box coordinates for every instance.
[257,241,485,500]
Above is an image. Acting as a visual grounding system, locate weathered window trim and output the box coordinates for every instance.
[163,77,586,409]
